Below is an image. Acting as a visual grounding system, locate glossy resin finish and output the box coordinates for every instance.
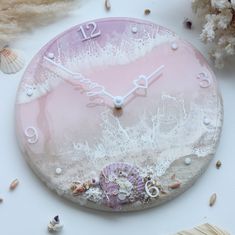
[16,18,223,211]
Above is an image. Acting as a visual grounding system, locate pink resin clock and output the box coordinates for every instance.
[15,18,223,211]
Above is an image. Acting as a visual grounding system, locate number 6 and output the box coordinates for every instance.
[145,180,160,198]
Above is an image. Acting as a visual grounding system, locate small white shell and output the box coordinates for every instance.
[48,223,63,233]
[48,216,63,233]
[0,47,25,74]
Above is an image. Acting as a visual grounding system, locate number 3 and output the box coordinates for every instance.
[197,72,211,88]
[78,22,101,41]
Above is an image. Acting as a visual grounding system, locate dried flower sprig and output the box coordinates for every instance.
[192,0,235,68]
[174,223,230,234]
[0,0,77,46]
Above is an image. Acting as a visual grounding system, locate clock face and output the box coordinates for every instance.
[15,18,223,211]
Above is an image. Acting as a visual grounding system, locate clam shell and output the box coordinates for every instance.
[0,47,24,74]
[100,163,144,208]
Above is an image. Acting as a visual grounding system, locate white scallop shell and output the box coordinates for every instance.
[0,47,25,74]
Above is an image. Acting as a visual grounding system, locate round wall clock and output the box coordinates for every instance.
[16,18,223,211]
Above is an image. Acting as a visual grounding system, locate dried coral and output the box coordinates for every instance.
[192,0,235,68]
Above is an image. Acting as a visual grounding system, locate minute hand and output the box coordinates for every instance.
[44,56,115,99]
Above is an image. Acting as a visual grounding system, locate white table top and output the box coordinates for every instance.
[0,0,234,234]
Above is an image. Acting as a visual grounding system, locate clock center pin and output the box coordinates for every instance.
[113,96,124,109]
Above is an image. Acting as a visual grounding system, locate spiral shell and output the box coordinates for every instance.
[0,47,24,74]
[99,162,145,208]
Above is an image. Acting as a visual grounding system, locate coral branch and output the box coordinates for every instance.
[192,0,235,68]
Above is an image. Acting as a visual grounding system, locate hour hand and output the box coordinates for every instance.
[134,65,164,89]
[123,65,165,100]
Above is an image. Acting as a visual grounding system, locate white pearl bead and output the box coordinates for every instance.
[171,42,178,50]
[184,157,191,165]
[132,26,138,33]
[55,168,62,175]
[47,53,54,59]
[26,88,33,97]
[203,117,210,125]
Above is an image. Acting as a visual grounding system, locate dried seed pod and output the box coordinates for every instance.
[144,9,151,15]
[169,182,181,189]
[9,179,19,190]
[105,0,111,11]
[216,160,222,169]
[183,18,192,29]
[209,193,217,207]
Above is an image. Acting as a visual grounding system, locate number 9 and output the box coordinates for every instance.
[24,127,39,144]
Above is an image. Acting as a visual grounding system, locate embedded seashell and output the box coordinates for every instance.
[70,182,86,195]
[70,180,93,196]
[0,47,24,74]
[100,163,145,208]
[84,180,93,189]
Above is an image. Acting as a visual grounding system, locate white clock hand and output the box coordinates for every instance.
[123,65,165,100]
[44,56,114,100]
[112,65,164,109]
[44,56,164,109]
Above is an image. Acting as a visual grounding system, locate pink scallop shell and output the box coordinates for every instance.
[99,162,145,209]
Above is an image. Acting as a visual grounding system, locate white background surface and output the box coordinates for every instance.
[0,0,235,234]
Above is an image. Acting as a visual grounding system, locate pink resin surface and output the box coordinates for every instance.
[15,18,223,211]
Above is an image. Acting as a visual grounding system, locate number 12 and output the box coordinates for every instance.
[78,22,101,41]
